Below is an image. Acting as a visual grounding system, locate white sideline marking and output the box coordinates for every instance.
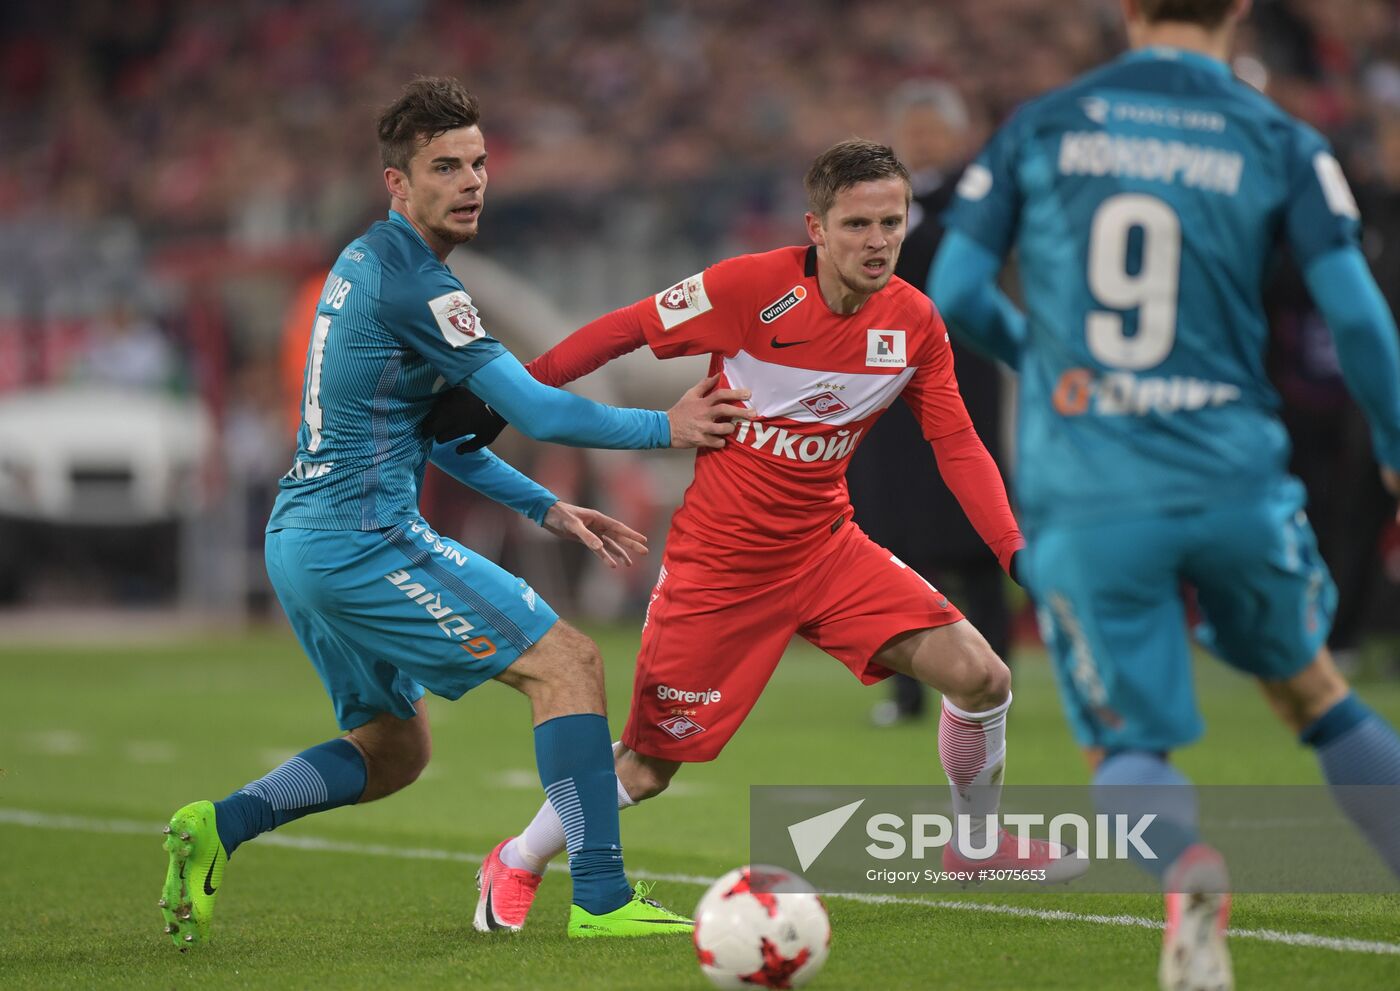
[124,741,178,764]
[24,730,87,756]
[3,807,1397,957]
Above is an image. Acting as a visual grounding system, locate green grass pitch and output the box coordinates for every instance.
[2,627,1398,989]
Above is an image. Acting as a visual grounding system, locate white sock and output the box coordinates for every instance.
[938,693,1010,858]
[502,747,638,874]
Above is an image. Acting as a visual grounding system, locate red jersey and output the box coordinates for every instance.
[530,245,1022,584]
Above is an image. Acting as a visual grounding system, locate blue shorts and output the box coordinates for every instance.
[1023,478,1336,753]
[265,518,559,730]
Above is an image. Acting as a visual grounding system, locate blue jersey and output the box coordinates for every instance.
[944,47,1363,526]
[269,211,508,531]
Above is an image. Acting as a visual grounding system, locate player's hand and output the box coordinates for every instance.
[1381,466,1400,521]
[666,374,757,449]
[542,501,649,568]
[422,386,509,453]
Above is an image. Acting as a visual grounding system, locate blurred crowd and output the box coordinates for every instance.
[4,0,1400,363]
[3,0,1400,635]
[4,0,1398,317]
[0,0,1106,261]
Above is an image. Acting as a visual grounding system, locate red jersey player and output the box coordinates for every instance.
[466,140,1086,932]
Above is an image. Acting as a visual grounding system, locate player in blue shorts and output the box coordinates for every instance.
[932,1,1400,987]
[158,76,752,947]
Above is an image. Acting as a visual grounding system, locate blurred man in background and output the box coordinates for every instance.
[933,0,1400,986]
[846,80,1013,728]
[65,296,181,393]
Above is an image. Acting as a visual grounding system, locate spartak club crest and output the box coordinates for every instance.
[660,281,691,311]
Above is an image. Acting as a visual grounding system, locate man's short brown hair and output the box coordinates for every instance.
[377,76,482,173]
[804,139,912,218]
[1136,0,1237,28]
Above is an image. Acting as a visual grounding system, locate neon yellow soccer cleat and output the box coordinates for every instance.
[567,880,694,938]
[158,800,226,949]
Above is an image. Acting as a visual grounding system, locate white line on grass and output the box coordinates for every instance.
[3,807,1396,957]
[124,741,178,764]
[22,730,88,756]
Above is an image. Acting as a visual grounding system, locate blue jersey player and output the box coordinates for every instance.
[932,1,1400,987]
[158,77,753,947]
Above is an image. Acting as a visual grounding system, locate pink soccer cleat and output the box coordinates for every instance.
[1160,844,1232,991]
[473,837,543,933]
[941,828,1090,884]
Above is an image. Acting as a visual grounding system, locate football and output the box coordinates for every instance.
[693,865,831,989]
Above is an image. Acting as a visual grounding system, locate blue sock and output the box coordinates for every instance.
[213,738,367,857]
[534,713,631,915]
[1301,693,1400,876]
[1092,751,1200,881]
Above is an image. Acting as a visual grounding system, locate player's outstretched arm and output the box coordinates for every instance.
[929,230,1027,370]
[467,351,752,450]
[428,443,648,567]
[1304,245,1400,510]
[527,306,649,387]
[428,442,558,524]
[424,307,656,452]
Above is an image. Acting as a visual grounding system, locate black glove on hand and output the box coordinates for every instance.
[422,386,509,454]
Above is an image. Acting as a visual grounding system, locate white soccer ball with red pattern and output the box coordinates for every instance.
[693,865,831,989]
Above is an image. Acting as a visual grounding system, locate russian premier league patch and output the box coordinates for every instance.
[428,290,485,347]
[655,273,713,331]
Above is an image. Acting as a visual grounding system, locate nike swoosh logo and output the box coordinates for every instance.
[203,846,220,896]
[770,336,810,349]
[484,886,504,931]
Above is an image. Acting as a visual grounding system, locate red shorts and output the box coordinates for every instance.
[622,522,965,762]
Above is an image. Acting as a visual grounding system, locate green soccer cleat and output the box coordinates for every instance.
[158,800,227,949]
[567,881,694,938]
